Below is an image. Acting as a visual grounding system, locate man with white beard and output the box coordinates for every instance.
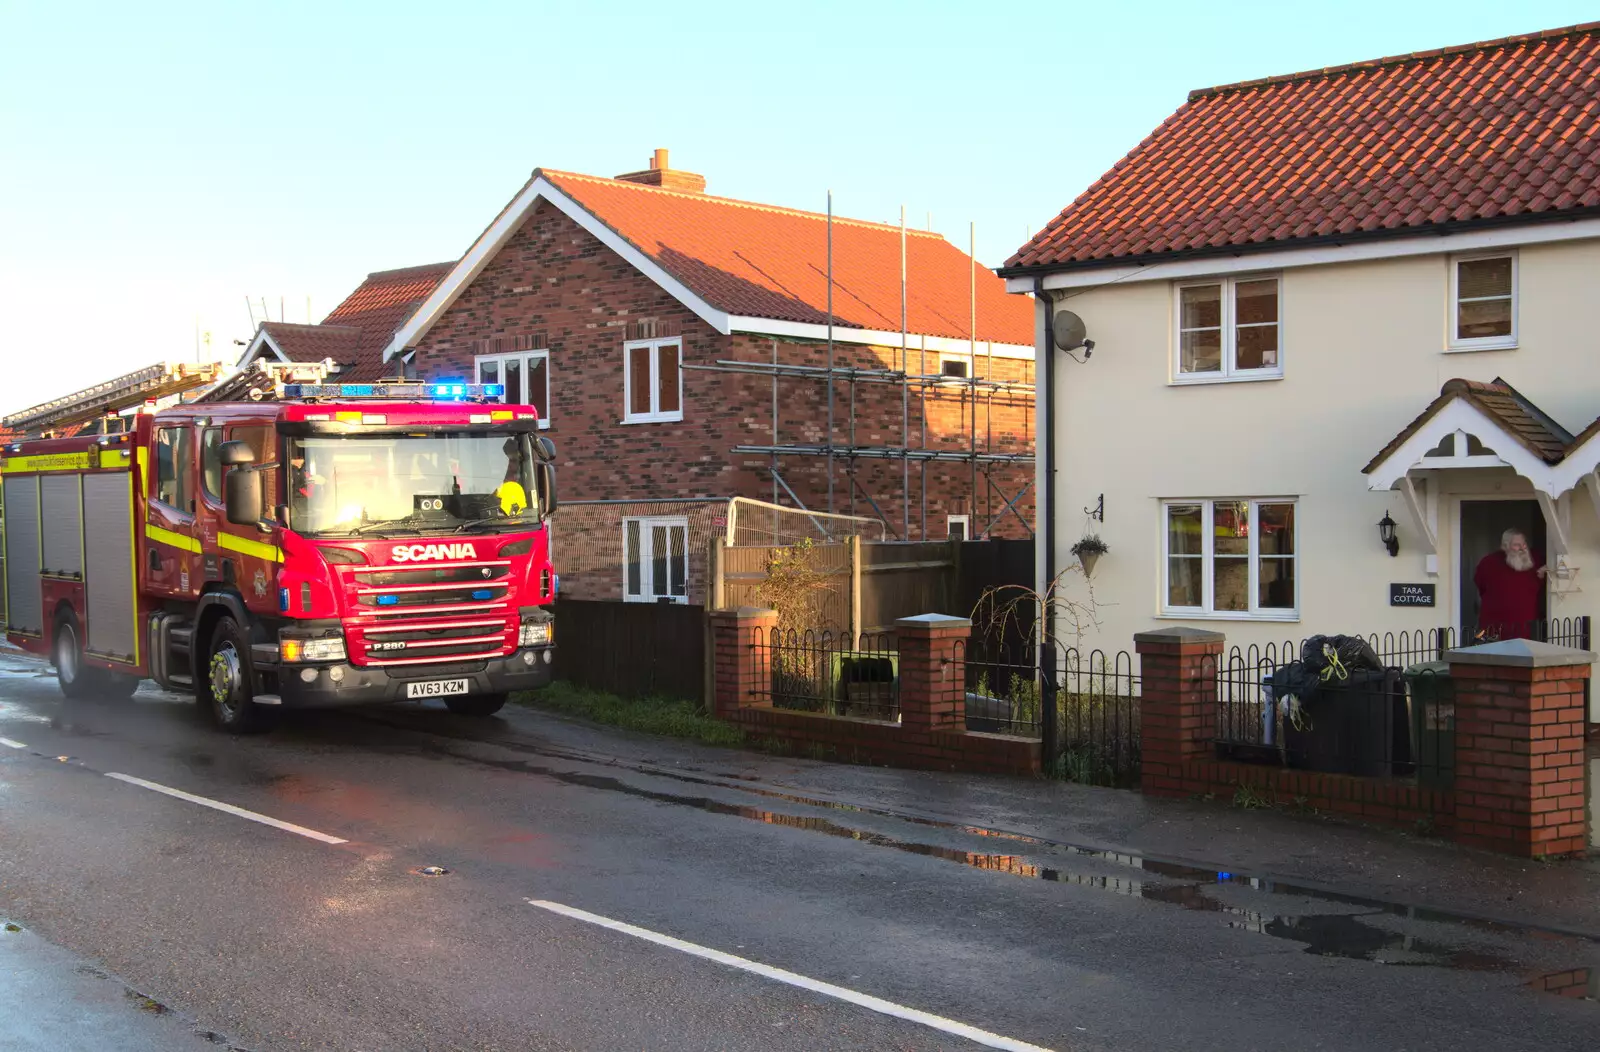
[1473,528,1548,641]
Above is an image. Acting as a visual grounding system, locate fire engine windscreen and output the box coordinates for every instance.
[286,434,542,536]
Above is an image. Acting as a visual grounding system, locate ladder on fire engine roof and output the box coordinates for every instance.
[1,361,227,438]
[190,357,338,404]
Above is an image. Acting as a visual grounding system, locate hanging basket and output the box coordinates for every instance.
[1077,550,1101,578]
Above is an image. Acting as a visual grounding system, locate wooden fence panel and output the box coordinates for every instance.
[710,538,1030,641]
[551,599,706,701]
[860,540,957,632]
[721,542,852,633]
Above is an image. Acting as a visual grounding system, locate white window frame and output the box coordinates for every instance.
[1447,251,1518,352]
[1171,275,1284,384]
[1161,498,1298,621]
[474,350,551,428]
[946,514,970,540]
[623,515,689,604]
[622,337,684,424]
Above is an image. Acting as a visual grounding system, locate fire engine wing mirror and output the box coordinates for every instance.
[535,436,556,462]
[538,462,558,517]
[218,440,256,467]
[224,466,264,526]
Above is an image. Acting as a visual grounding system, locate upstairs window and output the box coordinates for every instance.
[1450,253,1516,351]
[624,338,682,423]
[940,357,969,379]
[476,351,550,426]
[1174,276,1281,382]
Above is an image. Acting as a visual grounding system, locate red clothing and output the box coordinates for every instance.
[1473,550,1544,640]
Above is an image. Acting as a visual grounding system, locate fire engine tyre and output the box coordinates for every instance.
[54,616,95,700]
[444,693,508,717]
[205,616,279,735]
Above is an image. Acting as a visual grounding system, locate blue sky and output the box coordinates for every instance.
[1,0,1593,413]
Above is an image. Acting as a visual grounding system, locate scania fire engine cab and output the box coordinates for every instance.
[0,360,557,733]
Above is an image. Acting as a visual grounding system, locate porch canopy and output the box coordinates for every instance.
[1363,378,1600,570]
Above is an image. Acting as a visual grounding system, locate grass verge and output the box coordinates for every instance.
[512,681,745,748]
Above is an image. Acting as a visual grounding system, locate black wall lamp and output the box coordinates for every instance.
[1377,511,1399,557]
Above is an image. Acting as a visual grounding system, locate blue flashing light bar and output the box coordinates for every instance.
[281,381,508,402]
[376,595,400,606]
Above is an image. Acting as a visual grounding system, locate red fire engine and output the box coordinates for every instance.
[0,360,556,733]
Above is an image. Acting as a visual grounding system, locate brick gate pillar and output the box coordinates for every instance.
[708,607,778,719]
[896,614,971,733]
[1135,627,1226,799]
[1447,638,1594,858]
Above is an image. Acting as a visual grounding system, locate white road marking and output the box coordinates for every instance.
[527,899,1057,1052]
[0,737,26,749]
[105,773,347,845]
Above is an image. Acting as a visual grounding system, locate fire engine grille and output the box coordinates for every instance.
[354,565,509,588]
[357,583,511,609]
[339,560,518,666]
[350,617,514,666]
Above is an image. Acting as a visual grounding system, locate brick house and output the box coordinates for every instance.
[378,151,1035,605]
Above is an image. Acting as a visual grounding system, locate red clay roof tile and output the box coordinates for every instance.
[1008,23,1600,271]
[541,171,1032,346]
[258,263,452,382]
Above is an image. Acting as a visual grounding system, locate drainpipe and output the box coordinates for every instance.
[1035,276,1058,772]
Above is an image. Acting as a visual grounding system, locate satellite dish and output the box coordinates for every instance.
[1053,310,1088,352]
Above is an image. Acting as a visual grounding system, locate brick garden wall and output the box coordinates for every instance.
[1136,627,1593,859]
[710,608,1040,776]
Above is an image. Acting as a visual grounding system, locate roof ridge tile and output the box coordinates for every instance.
[540,169,947,240]
[1188,22,1600,101]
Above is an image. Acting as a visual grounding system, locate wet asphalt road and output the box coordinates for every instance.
[1,647,1598,1051]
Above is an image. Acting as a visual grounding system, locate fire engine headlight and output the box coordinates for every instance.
[280,637,348,663]
[518,620,552,647]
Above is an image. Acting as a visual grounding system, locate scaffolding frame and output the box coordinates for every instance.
[680,201,1034,542]
[683,349,1035,541]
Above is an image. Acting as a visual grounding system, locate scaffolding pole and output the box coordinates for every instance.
[901,205,910,540]
[826,190,835,515]
[733,443,1032,464]
[681,360,1036,393]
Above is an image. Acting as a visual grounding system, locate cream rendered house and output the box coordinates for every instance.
[1001,23,1600,721]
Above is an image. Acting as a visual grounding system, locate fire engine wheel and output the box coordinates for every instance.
[54,616,95,700]
[443,693,507,717]
[205,617,278,735]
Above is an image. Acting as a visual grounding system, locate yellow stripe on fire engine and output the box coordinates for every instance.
[336,411,362,423]
[217,533,283,562]
[0,451,94,473]
[144,524,202,553]
[136,446,148,494]
[98,449,133,470]
[490,410,514,421]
